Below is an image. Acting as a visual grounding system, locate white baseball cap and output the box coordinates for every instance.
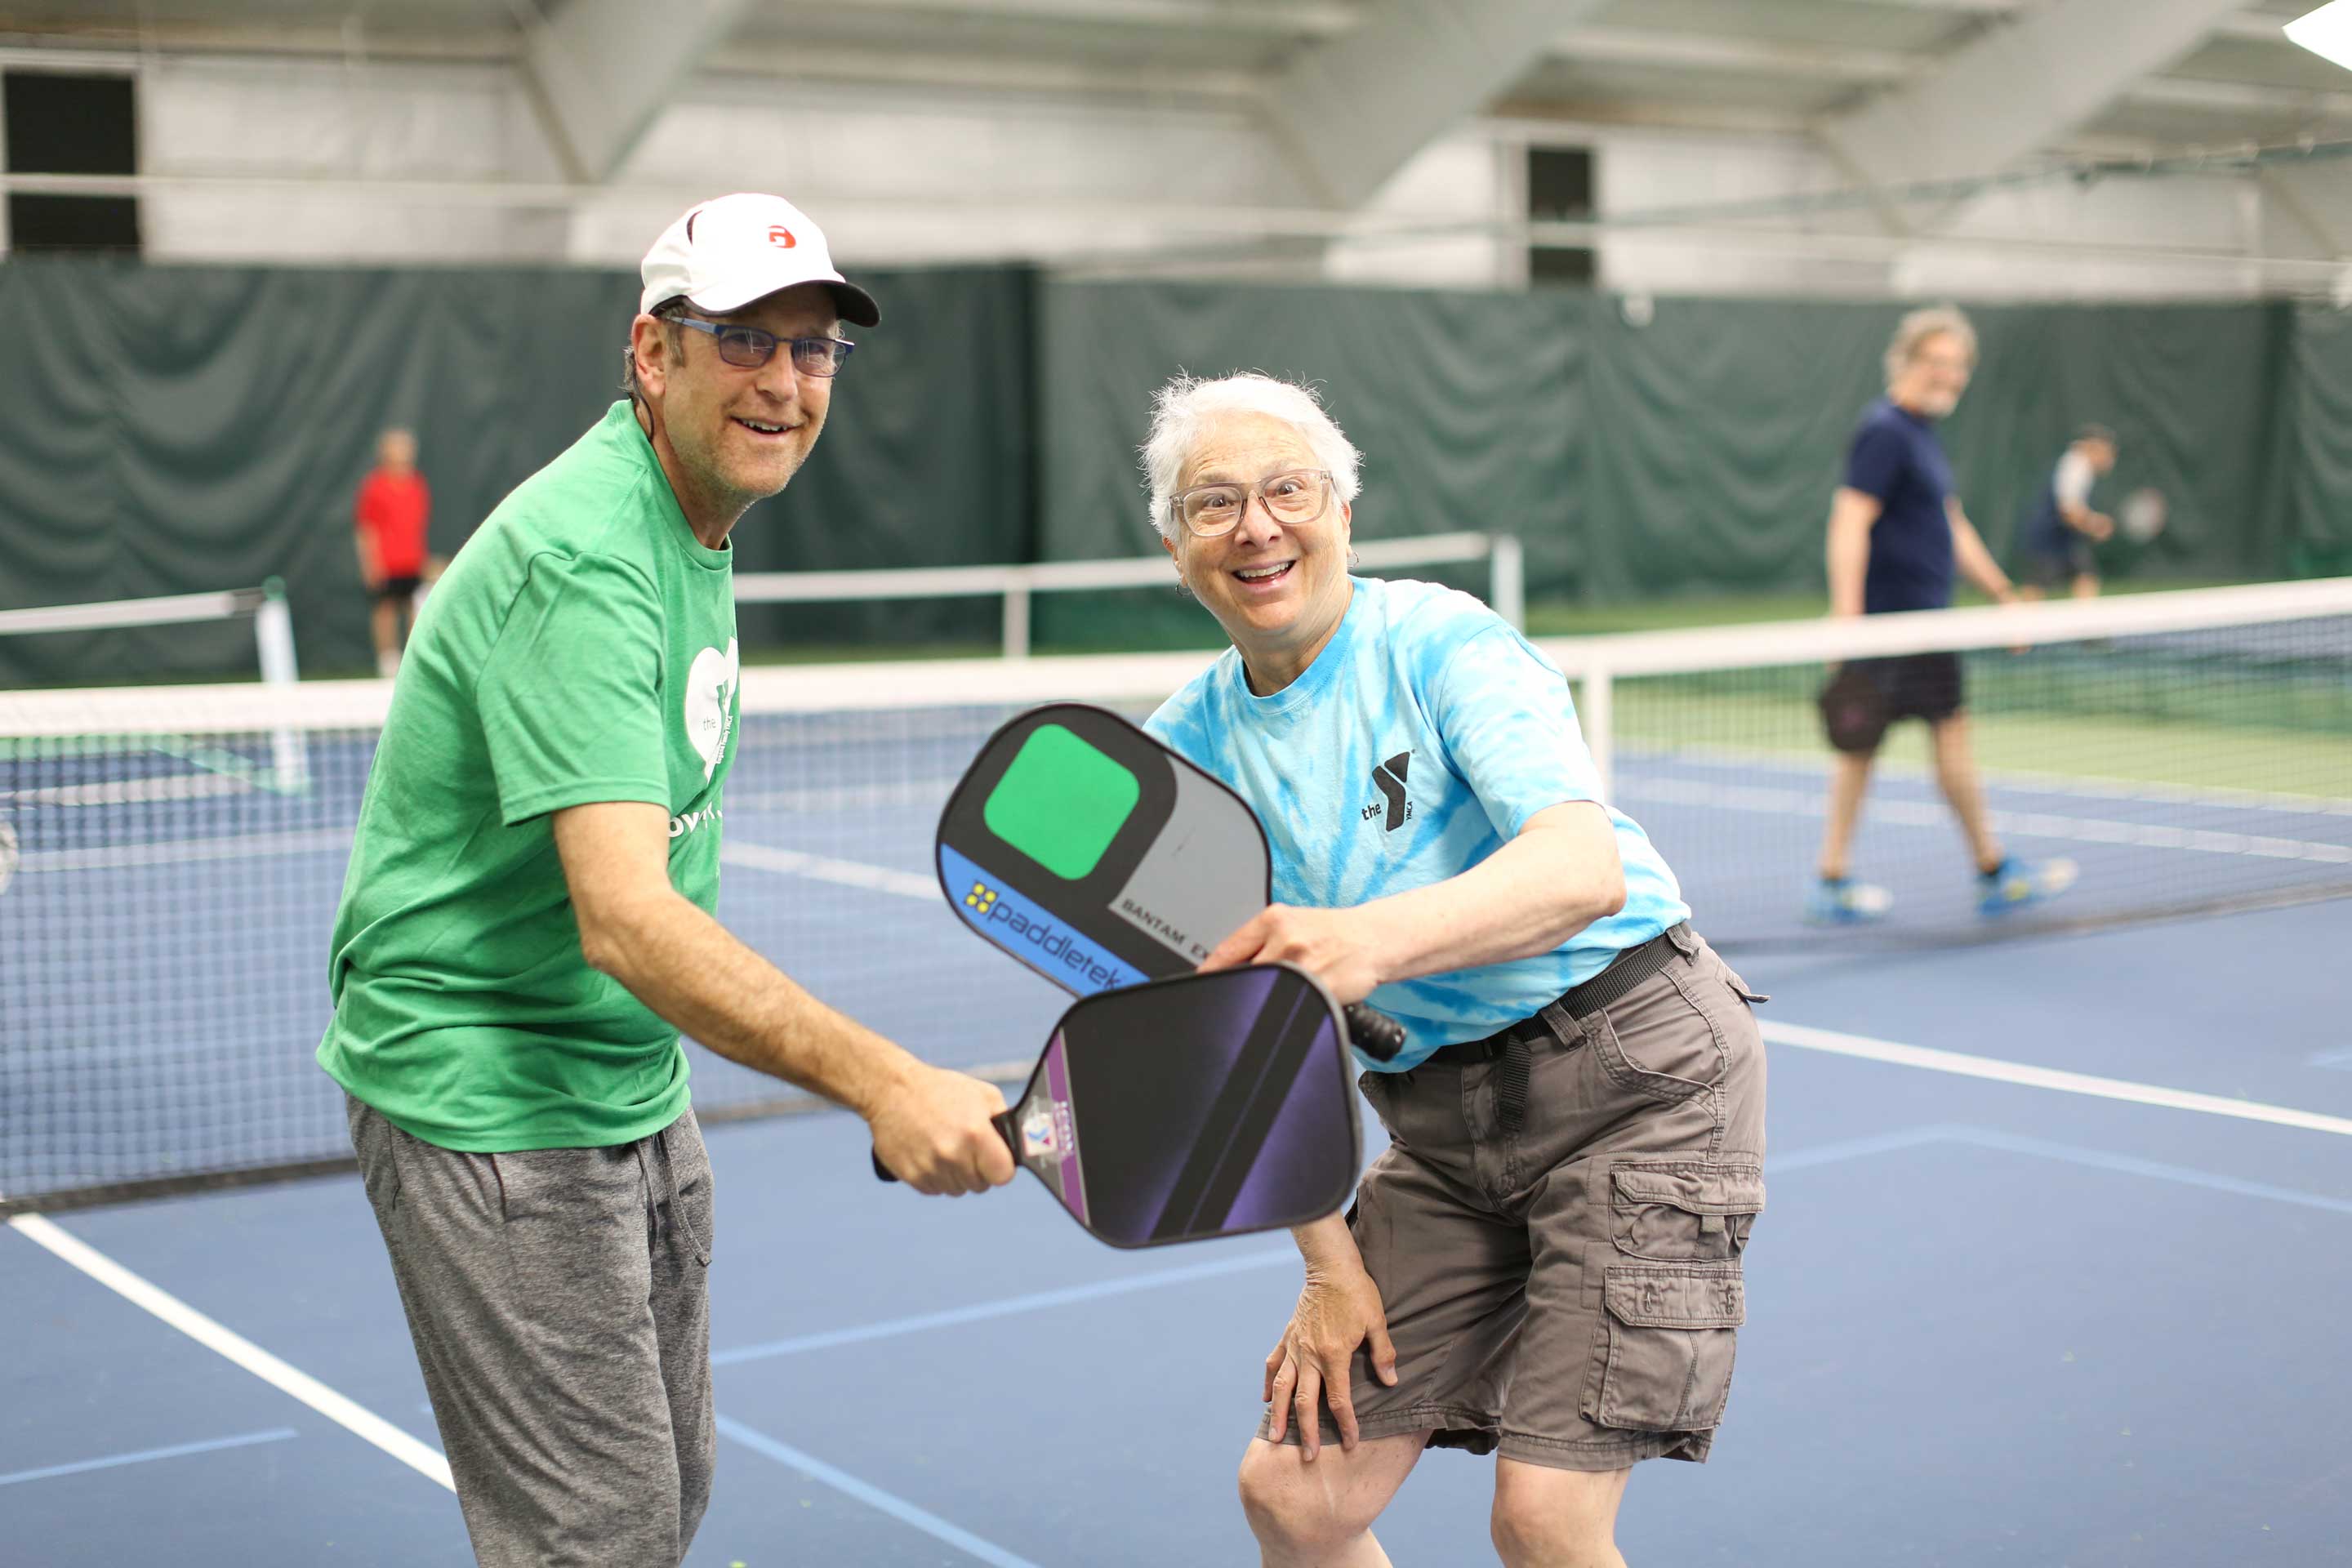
[638,193,880,327]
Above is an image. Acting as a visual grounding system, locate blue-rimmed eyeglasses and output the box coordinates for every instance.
[669,316,856,377]
[1170,469,1334,537]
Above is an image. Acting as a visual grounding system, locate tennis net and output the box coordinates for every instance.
[3,580,2347,1209]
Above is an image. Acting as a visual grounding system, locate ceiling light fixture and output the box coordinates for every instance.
[2287,2,2352,71]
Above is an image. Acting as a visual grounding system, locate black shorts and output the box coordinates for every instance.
[1817,652,1965,753]
[372,575,423,604]
[2021,540,2096,587]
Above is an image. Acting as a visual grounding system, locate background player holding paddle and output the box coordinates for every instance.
[1140,372,1767,1568]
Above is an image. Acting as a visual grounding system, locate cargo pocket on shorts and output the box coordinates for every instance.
[1610,1162,1764,1263]
[1583,1263,1745,1432]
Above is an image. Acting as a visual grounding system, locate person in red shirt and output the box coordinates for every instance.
[354,428,440,676]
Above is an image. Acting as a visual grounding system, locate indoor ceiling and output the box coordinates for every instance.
[2,0,2345,160]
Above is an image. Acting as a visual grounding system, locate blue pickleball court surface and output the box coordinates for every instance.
[9,894,2352,1566]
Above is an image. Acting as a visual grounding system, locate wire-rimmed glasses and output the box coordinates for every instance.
[1169,469,1334,537]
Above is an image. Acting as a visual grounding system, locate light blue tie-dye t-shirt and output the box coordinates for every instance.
[1145,576,1689,1073]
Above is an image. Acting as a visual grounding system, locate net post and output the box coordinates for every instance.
[1491,534,1526,630]
[1004,580,1032,661]
[1580,662,1614,802]
[254,577,310,791]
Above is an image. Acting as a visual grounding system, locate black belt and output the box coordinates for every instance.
[1420,923,1698,1134]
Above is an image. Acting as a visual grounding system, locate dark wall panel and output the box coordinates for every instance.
[0,259,1034,683]
[0,255,2338,690]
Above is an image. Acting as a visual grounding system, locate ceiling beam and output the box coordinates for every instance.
[2208,12,2306,43]
[1550,28,1909,84]
[0,25,516,64]
[701,40,1258,100]
[2126,74,2352,120]
[754,0,1354,31]
[1820,0,2253,188]
[1263,0,1604,207]
[521,0,752,183]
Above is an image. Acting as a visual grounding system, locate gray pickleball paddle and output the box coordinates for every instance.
[933,702,1405,1061]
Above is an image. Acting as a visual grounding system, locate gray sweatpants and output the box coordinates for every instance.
[346,1094,716,1568]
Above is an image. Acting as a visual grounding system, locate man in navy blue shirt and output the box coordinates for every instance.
[1811,306,2076,924]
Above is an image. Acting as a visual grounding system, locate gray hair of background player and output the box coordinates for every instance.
[1140,372,1365,544]
[1882,305,1979,389]
[619,295,844,405]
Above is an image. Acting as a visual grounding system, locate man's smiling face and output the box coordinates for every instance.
[635,283,840,519]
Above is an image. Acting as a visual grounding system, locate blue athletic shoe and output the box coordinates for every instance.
[1804,875,1891,924]
[1977,857,2078,916]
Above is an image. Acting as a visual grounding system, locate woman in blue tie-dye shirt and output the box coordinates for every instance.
[1141,372,1767,1568]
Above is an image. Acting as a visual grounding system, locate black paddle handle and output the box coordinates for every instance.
[1344,1003,1405,1063]
[871,1108,1020,1184]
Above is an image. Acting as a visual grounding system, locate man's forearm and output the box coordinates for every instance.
[1952,518,2012,600]
[1827,515,1871,617]
[587,890,916,1117]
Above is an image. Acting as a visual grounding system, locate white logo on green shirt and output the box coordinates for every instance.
[685,638,740,782]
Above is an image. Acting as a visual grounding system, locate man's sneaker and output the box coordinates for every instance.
[1805,875,1891,924]
[1978,857,2078,916]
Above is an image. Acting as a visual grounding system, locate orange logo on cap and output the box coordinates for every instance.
[767,225,797,249]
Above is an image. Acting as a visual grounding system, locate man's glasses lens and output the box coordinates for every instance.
[1178,470,1330,535]
[681,318,853,376]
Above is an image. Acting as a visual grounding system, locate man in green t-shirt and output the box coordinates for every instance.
[318,193,1013,1567]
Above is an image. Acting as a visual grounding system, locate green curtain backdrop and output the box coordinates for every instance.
[2276,303,2352,578]
[1530,296,2287,603]
[1035,278,1584,646]
[2,254,2343,688]
[0,259,1032,684]
[1581,295,1888,603]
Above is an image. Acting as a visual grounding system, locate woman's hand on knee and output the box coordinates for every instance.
[1263,1265,1397,1459]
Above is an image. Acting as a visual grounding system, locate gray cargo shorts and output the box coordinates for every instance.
[1257,929,1767,1471]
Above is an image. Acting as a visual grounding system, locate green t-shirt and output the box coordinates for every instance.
[317,401,739,1151]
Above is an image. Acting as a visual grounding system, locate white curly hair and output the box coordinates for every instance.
[1139,372,1363,542]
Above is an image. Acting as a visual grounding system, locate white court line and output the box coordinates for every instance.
[726,777,960,813]
[1622,775,2352,866]
[6,1214,454,1490]
[721,838,936,900]
[1761,1020,2352,1138]
[19,826,352,875]
[0,772,256,808]
[717,1415,1042,1568]
[1634,742,2352,817]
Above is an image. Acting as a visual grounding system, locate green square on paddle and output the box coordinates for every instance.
[983,724,1140,880]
